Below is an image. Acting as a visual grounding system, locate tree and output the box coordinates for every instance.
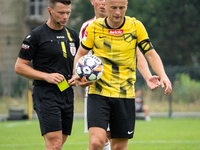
[69,0,200,66]
[128,0,200,66]
[68,0,94,33]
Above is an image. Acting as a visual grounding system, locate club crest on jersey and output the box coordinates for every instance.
[124,33,136,43]
[22,44,30,50]
[83,31,88,42]
[69,43,76,56]
[109,30,123,35]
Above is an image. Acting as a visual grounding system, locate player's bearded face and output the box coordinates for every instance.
[106,0,127,26]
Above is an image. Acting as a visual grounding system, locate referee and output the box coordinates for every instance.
[15,0,79,149]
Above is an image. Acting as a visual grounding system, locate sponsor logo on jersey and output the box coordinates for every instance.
[128,130,134,134]
[56,36,65,39]
[109,30,123,35]
[99,36,106,39]
[26,35,31,39]
[22,44,30,50]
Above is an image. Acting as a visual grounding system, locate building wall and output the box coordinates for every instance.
[0,0,48,96]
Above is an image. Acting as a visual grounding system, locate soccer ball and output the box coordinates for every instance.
[76,55,104,82]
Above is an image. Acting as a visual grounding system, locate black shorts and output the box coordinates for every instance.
[87,94,135,139]
[32,85,74,136]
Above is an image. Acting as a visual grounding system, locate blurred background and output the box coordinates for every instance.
[0,0,200,120]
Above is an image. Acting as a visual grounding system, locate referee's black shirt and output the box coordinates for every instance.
[19,23,79,86]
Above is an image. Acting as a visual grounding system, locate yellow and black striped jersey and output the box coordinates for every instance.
[81,16,149,98]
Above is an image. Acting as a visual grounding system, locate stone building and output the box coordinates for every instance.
[0,0,48,96]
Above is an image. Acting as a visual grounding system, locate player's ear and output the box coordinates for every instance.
[47,7,51,14]
[90,0,94,5]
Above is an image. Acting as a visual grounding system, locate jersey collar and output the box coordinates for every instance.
[105,17,125,29]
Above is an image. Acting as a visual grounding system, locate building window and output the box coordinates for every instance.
[29,0,45,19]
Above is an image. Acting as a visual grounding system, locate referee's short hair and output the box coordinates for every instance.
[48,0,71,8]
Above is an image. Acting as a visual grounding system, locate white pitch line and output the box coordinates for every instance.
[6,121,32,128]
[0,141,199,147]
[0,143,44,147]
[128,141,200,144]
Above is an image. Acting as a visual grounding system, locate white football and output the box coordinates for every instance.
[75,55,104,82]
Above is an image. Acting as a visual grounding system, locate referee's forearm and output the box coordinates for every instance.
[15,64,47,81]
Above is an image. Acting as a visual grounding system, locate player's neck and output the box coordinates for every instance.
[106,17,125,29]
[96,14,107,19]
[46,19,64,30]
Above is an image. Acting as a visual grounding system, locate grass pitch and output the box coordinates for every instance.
[0,117,199,150]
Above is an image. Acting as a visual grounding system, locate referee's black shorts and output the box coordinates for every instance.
[87,94,135,139]
[32,85,74,136]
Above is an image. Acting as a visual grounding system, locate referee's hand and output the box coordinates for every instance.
[68,75,78,86]
[69,75,94,88]
[45,73,65,85]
